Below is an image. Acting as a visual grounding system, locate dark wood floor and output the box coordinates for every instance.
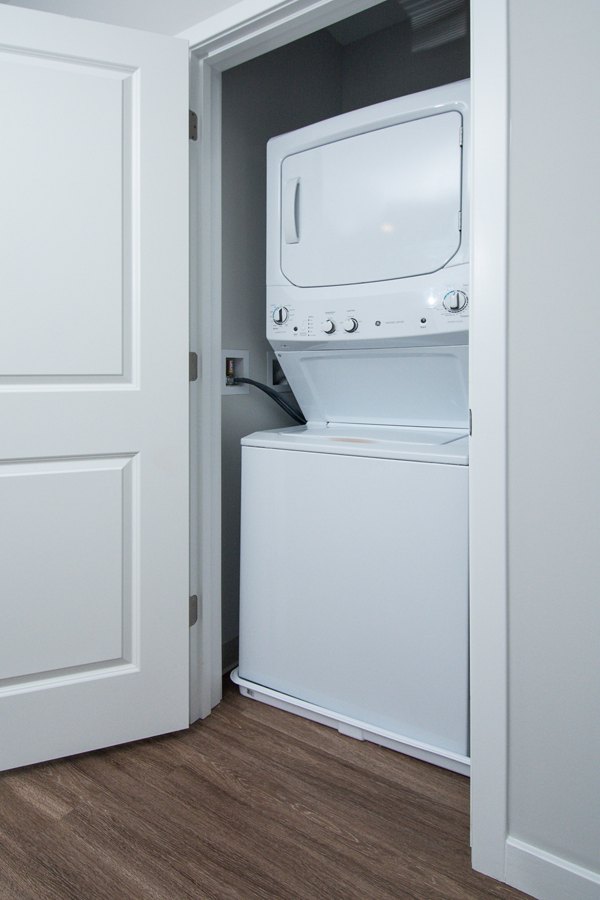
[0,680,527,900]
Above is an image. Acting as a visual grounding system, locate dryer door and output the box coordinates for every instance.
[280,111,463,288]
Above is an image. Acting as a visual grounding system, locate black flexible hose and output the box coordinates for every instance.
[233,377,306,425]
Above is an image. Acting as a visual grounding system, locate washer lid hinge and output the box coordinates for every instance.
[189,109,198,141]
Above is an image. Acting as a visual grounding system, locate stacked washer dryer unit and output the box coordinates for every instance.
[232,80,471,774]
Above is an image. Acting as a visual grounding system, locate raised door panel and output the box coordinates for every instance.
[0,456,134,680]
[0,54,131,378]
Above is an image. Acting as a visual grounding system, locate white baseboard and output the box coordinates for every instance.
[506,837,600,900]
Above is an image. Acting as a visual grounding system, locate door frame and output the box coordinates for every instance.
[184,0,510,882]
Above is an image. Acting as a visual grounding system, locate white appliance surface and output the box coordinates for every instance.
[241,422,469,464]
[238,435,469,758]
[266,79,470,350]
[238,80,471,770]
[280,110,463,288]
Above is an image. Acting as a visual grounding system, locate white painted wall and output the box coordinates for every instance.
[506,0,600,893]
[1,0,240,34]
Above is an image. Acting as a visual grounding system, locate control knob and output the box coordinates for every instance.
[443,290,469,313]
[343,317,359,333]
[322,319,336,335]
[272,306,289,325]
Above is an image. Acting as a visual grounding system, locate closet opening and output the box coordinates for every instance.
[218,0,470,675]
[189,0,510,882]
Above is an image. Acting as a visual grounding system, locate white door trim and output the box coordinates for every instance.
[180,0,384,61]
[469,0,509,881]
[188,50,224,721]
[186,0,511,884]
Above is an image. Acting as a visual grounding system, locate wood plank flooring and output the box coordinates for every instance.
[0,680,528,900]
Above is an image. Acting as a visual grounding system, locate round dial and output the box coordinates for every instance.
[343,317,359,333]
[443,290,469,313]
[322,319,336,335]
[272,306,289,325]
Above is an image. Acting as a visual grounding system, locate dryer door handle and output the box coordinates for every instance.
[283,177,300,244]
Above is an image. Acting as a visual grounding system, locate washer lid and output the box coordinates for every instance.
[242,423,469,464]
[280,110,463,288]
[277,345,469,429]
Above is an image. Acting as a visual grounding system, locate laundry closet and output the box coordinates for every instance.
[218,0,471,769]
[2,1,596,893]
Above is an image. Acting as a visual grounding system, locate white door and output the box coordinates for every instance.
[280,112,463,287]
[0,6,189,770]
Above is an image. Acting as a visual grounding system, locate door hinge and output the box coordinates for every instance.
[189,351,198,382]
[469,409,472,435]
[189,109,198,141]
[189,595,199,627]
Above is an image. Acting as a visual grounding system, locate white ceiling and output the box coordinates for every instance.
[0,0,241,35]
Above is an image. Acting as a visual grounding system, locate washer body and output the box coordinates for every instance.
[238,424,469,767]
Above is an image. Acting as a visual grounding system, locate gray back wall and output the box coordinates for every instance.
[341,17,469,111]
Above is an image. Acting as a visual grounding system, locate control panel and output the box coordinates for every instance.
[267,267,469,345]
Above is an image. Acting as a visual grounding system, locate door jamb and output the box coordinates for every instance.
[468,0,509,881]
[188,54,224,720]
[186,0,510,883]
